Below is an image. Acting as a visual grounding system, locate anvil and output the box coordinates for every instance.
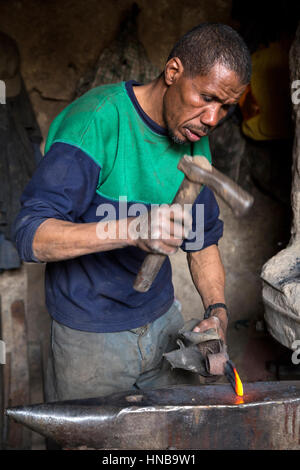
[6,381,300,450]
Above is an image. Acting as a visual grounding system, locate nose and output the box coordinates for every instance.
[201,104,222,128]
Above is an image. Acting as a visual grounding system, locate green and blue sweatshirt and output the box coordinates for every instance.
[14,81,223,332]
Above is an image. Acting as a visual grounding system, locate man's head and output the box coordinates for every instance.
[162,23,251,144]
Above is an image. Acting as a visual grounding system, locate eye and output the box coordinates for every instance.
[201,95,213,103]
[222,104,231,111]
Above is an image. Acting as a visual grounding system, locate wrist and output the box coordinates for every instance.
[204,303,228,319]
[204,303,228,329]
[118,217,137,247]
[95,219,137,249]
[212,309,228,330]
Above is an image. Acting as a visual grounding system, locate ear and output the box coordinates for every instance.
[164,57,184,86]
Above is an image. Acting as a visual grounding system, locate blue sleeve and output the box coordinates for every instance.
[13,142,100,262]
[181,186,223,252]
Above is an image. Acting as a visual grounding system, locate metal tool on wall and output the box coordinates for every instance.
[133,155,254,293]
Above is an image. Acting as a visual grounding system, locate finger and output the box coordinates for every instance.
[171,208,193,232]
[159,215,192,239]
[145,240,179,255]
[169,220,192,239]
[153,206,192,233]
[193,316,220,333]
[160,224,186,241]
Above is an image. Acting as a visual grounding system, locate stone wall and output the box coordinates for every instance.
[0,0,233,142]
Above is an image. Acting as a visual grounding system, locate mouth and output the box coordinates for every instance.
[184,128,205,142]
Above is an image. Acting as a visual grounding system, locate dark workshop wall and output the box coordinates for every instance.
[0,0,233,139]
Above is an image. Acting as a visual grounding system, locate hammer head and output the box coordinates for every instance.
[178,155,254,217]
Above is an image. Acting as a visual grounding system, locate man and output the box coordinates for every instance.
[14,23,251,401]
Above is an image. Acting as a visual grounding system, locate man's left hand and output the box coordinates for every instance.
[192,307,228,344]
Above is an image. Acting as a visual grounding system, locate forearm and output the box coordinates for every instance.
[187,244,227,334]
[32,203,192,262]
[187,244,225,307]
[32,218,135,262]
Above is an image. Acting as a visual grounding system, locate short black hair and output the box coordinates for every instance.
[167,23,251,84]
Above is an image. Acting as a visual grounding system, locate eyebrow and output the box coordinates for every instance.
[192,83,238,105]
[192,83,223,103]
[205,93,224,103]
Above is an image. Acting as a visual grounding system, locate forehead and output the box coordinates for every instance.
[187,63,246,102]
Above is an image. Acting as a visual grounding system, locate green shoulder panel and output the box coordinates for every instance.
[44,83,126,172]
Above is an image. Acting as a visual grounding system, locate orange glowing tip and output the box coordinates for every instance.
[234,396,244,405]
[233,367,244,397]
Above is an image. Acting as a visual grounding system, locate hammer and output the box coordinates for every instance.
[133,155,254,292]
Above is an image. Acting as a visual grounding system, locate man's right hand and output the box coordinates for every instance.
[130,205,193,255]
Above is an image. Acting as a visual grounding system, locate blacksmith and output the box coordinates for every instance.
[14,23,251,400]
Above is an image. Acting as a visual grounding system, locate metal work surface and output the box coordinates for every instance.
[6,381,300,450]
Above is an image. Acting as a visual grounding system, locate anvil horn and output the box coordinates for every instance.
[6,382,300,450]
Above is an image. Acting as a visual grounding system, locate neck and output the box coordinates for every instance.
[132,75,167,128]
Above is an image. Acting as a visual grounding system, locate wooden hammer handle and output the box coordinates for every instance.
[133,177,203,292]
